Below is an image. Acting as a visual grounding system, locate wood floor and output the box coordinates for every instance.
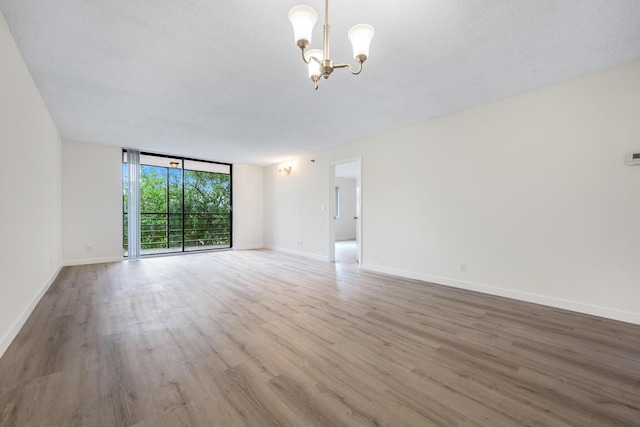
[1,250,639,427]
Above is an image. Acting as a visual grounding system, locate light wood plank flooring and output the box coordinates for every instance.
[1,250,639,426]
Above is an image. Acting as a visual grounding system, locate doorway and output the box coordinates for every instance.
[329,157,361,265]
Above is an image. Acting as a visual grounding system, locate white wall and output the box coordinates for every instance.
[334,177,357,241]
[264,158,330,260]
[233,163,263,249]
[0,12,62,356]
[62,139,123,264]
[263,60,640,324]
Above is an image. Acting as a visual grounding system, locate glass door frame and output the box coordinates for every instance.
[123,150,233,257]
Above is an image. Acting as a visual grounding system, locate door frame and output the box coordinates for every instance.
[329,156,362,264]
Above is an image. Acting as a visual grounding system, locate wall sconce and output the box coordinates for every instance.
[278,165,293,175]
[169,161,180,168]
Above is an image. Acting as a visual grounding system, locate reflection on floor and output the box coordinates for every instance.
[335,239,357,265]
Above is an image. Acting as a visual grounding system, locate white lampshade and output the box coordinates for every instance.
[288,5,317,46]
[347,24,375,60]
[304,49,323,79]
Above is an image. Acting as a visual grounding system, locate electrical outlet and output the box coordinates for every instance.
[86,245,92,252]
[459,262,467,272]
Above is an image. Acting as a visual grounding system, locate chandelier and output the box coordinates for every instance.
[288,1,375,90]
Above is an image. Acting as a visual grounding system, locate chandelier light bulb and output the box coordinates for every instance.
[288,5,317,47]
[348,24,375,61]
[305,49,324,79]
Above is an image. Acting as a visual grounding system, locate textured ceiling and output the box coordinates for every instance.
[2,1,640,165]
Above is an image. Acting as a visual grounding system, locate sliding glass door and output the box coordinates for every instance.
[123,151,231,257]
[182,159,232,251]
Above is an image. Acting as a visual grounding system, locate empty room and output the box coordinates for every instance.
[1,1,640,426]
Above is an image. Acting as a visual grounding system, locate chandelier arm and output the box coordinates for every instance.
[350,61,364,75]
[332,61,364,75]
[301,47,311,64]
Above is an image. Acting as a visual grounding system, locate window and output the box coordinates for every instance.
[123,151,232,257]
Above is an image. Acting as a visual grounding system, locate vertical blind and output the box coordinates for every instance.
[126,149,141,259]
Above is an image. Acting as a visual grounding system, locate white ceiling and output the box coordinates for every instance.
[2,1,640,166]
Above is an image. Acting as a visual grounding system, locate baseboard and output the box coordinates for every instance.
[0,265,62,359]
[62,256,123,266]
[233,244,264,251]
[360,263,640,326]
[264,245,329,262]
